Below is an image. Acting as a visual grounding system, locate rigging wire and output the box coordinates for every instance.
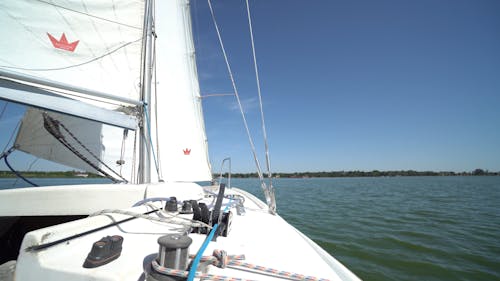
[4,157,39,187]
[143,104,161,179]
[14,157,41,188]
[201,93,235,98]
[1,118,22,188]
[244,0,275,197]
[26,158,40,174]
[0,119,22,188]
[131,130,138,183]
[151,4,164,181]
[1,147,39,187]
[0,102,8,120]
[118,129,128,175]
[207,0,276,213]
[1,109,21,154]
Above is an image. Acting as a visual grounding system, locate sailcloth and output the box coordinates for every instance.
[0,0,211,183]
[0,0,145,181]
[14,108,135,180]
[0,0,145,104]
[151,0,212,182]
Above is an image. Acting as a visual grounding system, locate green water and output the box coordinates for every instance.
[231,176,500,281]
[1,176,499,280]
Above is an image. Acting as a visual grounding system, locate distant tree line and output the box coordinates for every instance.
[1,169,498,179]
[219,169,499,178]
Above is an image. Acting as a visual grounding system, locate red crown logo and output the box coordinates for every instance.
[183,148,191,155]
[47,33,79,52]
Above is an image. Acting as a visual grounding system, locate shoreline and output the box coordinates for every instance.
[1,169,498,179]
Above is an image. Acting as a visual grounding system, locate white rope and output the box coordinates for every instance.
[89,208,212,229]
[207,0,276,214]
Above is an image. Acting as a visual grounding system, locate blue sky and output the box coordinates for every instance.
[1,0,499,173]
[195,0,500,173]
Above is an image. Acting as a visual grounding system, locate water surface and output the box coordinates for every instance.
[230,176,500,281]
[1,176,499,280]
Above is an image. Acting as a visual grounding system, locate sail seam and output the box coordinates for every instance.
[35,0,142,30]
[0,39,142,72]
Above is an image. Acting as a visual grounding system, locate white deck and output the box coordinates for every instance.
[6,183,360,281]
[0,182,204,216]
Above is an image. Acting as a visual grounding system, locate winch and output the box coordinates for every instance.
[146,234,192,281]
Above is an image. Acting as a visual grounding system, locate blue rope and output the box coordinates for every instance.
[187,197,233,281]
[188,223,219,281]
[4,156,39,187]
[143,104,161,179]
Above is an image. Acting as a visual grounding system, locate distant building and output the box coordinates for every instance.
[74,172,89,178]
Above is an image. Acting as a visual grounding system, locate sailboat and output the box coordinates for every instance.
[0,1,361,280]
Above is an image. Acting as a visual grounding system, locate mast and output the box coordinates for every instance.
[138,0,154,184]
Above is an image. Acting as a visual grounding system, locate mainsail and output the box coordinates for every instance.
[0,0,146,182]
[0,0,145,105]
[0,0,212,183]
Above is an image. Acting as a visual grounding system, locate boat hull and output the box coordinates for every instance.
[1,183,361,281]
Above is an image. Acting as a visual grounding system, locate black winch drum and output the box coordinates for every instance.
[157,234,192,270]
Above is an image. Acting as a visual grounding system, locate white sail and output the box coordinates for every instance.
[14,108,135,181]
[0,0,145,181]
[152,0,212,182]
[1,0,211,183]
[0,0,146,106]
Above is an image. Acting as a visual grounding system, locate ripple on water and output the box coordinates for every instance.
[250,177,500,281]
